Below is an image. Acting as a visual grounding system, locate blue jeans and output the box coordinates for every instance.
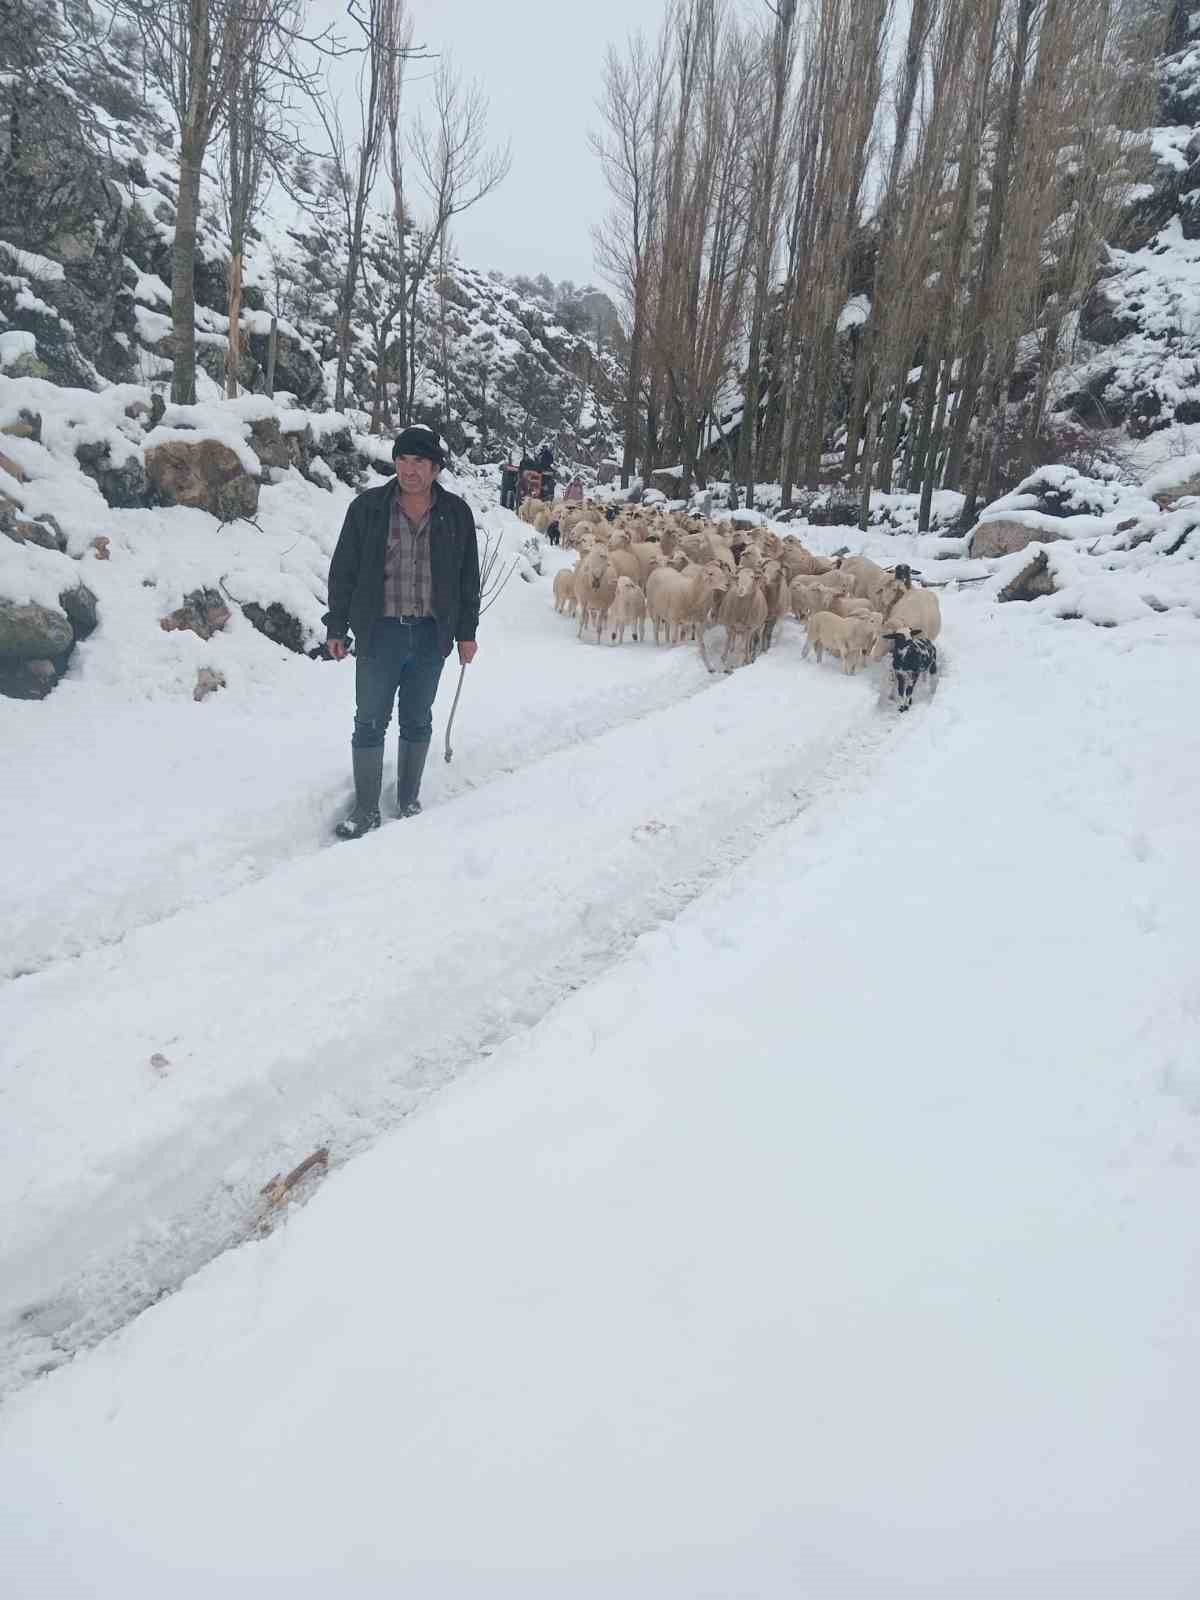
[352,618,445,749]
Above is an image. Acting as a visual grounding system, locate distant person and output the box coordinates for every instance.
[500,460,519,510]
[536,443,553,472]
[324,425,480,840]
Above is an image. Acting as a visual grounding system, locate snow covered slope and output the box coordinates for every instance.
[1059,11,1200,459]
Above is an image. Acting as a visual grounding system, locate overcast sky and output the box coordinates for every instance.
[312,0,664,293]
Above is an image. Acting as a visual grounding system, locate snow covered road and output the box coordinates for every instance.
[1,583,1198,1596]
[1,608,902,1391]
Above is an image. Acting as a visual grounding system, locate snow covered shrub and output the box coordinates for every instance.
[985,414,1127,500]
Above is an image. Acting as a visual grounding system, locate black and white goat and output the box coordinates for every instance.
[880,627,938,712]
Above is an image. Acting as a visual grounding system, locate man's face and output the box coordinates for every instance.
[394,454,438,496]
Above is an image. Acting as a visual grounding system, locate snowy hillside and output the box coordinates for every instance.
[1057,10,1200,460]
[2,349,1200,1589]
[0,5,622,466]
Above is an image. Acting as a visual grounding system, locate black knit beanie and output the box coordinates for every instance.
[392,426,446,467]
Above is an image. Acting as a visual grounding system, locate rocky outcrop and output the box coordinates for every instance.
[144,439,259,521]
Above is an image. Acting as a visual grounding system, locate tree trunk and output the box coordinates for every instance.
[803,327,833,489]
[622,302,644,487]
[1168,0,1190,52]
[842,326,869,478]
[943,0,1035,488]
[918,348,955,530]
[171,135,202,406]
[266,315,277,397]
[959,353,1000,527]
[858,393,883,531]
[906,339,940,492]
[738,302,764,509]
[225,250,243,399]
[334,291,353,413]
[877,369,908,494]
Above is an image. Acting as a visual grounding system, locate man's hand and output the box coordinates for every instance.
[457,640,478,666]
[326,636,350,661]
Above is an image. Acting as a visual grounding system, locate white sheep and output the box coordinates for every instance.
[573,546,618,643]
[802,609,882,674]
[552,567,577,617]
[604,527,644,583]
[609,575,647,644]
[876,570,942,642]
[790,577,841,620]
[646,564,721,645]
[760,558,791,651]
[719,567,768,669]
[836,554,894,609]
[830,594,876,619]
[780,539,834,578]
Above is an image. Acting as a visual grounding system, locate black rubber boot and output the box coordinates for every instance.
[334,746,384,839]
[396,739,431,818]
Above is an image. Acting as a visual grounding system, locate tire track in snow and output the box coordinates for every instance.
[0,649,721,986]
[0,643,915,1395]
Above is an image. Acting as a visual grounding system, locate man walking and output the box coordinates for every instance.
[324,426,481,840]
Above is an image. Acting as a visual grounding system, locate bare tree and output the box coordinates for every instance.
[591,26,672,486]
[115,0,247,402]
[638,0,758,491]
[311,0,414,414]
[737,0,798,507]
[775,0,891,505]
[359,212,407,429]
[219,0,310,397]
[404,58,511,420]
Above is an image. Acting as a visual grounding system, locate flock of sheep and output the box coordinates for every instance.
[520,498,942,680]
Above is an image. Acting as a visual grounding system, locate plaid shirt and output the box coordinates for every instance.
[382,488,435,618]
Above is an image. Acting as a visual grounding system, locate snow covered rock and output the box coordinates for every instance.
[159,589,231,642]
[0,449,28,484]
[241,601,305,654]
[968,518,1067,559]
[192,667,226,702]
[0,597,72,657]
[248,417,303,471]
[0,501,65,553]
[0,598,73,697]
[144,438,259,522]
[649,468,685,499]
[1,409,41,443]
[75,441,149,509]
[59,583,98,641]
[997,550,1058,603]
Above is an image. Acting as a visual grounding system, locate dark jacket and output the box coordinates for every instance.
[324,480,481,658]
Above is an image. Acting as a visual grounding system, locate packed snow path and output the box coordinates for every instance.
[1,616,903,1391]
[1,581,1198,1595]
